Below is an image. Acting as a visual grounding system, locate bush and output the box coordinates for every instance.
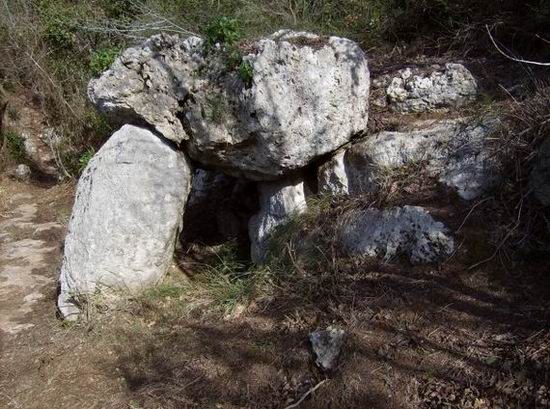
[78,147,95,173]
[4,130,26,162]
[205,16,241,47]
[38,0,77,51]
[90,47,120,77]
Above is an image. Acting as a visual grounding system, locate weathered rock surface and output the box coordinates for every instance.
[88,34,204,143]
[58,125,192,319]
[12,164,31,181]
[375,63,477,113]
[309,326,345,372]
[249,177,306,263]
[21,128,62,178]
[89,31,370,180]
[318,117,501,200]
[338,206,454,264]
[318,150,349,195]
[530,138,550,206]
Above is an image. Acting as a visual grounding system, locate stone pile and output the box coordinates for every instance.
[58,30,497,319]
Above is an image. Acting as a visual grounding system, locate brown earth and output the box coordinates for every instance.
[1,175,549,409]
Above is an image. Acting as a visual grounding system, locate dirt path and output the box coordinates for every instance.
[0,190,63,334]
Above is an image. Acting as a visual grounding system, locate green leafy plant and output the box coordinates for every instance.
[238,60,254,88]
[84,110,112,138]
[78,147,95,173]
[38,0,76,50]
[99,0,138,20]
[205,16,241,47]
[90,47,120,77]
[226,48,243,69]
[4,130,26,161]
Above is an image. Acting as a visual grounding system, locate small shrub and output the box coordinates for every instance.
[38,0,76,51]
[4,130,26,161]
[90,47,120,77]
[205,16,241,47]
[99,0,139,20]
[238,60,254,88]
[78,147,95,173]
[84,110,112,138]
[225,48,242,69]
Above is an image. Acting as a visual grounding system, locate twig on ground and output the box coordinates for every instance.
[456,197,493,233]
[536,34,550,45]
[284,379,328,409]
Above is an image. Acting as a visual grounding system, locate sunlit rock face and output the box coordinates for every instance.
[89,30,370,180]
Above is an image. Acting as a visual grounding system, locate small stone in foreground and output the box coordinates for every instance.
[309,326,345,372]
[13,164,31,181]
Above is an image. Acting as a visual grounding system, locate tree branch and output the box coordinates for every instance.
[486,25,550,66]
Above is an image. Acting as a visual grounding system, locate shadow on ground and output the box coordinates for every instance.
[108,256,550,408]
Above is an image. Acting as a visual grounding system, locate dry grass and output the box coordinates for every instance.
[1,172,550,409]
[466,83,550,268]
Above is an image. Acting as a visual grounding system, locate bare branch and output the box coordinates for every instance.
[536,34,550,45]
[486,25,550,66]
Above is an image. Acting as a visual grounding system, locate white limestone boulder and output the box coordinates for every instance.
[89,31,370,180]
[338,206,454,264]
[20,128,62,178]
[375,63,478,113]
[88,34,204,143]
[57,125,192,319]
[249,177,307,263]
[318,117,502,200]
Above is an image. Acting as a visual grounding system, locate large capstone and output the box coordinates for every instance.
[88,35,204,143]
[89,31,370,180]
[249,177,307,263]
[338,206,454,264]
[57,125,192,319]
[318,117,502,200]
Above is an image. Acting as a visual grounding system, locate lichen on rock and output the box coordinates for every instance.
[338,206,454,264]
[57,125,192,319]
[89,30,370,180]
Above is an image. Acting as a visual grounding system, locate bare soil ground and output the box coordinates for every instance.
[1,177,549,409]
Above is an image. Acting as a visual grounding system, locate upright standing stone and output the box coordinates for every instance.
[58,125,192,319]
[249,177,307,263]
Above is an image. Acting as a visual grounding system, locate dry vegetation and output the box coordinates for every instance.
[2,178,550,408]
[2,1,550,408]
[1,0,549,171]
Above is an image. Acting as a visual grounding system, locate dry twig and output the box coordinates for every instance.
[284,379,328,409]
